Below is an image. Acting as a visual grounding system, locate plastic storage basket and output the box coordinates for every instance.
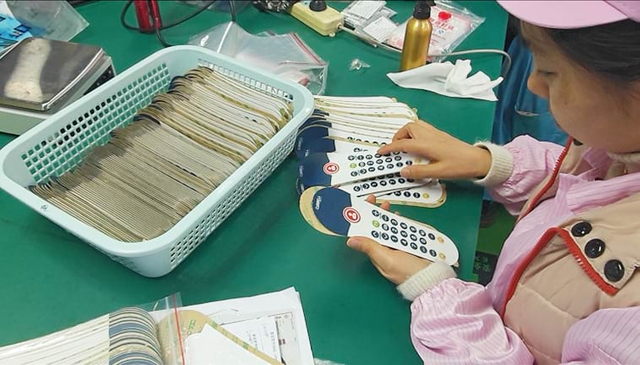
[0,46,314,277]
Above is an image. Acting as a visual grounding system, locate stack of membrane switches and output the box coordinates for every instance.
[30,66,293,242]
[295,95,446,207]
[295,96,459,266]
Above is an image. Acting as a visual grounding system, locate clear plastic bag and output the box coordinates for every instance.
[1,0,88,44]
[0,294,185,365]
[341,0,397,30]
[189,22,328,95]
[385,0,485,62]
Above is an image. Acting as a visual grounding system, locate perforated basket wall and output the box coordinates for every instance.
[0,47,314,277]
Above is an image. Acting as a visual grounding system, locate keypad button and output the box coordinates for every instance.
[351,171,358,177]
[385,157,392,163]
[391,219,398,226]
[410,234,418,241]
[362,183,370,189]
[376,159,383,164]
[378,166,384,171]
[391,227,398,234]
[382,223,389,231]
[357,155,365,160]
[348,155,355,161]
[350,163,357,169]
[407,179,414,182]
[394,156,402,161]
[428,233,436,240]
[401,231,408,238]
[413,192,421,198]
[396,162,403,167]
[382,215,389,222]
[372,220,380,228]
[389,179,396,185]
[375,154,382,158]
[371,182,379,188]
[354,186,361,192]
[429,249,437,257]
[404,192,411,197]
[410,242,418,250]
[359,169,367,174]
[372,210,380,217]
[401,239,408,246]
[420,238,427,245]
[391,235,398,243]
[420,246,427,254]
[372,231,379,238]
[393,152,400,155]
[380,181,387,186]
[394,191,402,196]
[366,154,373,160]
[400,222,407,229]
[387,164,394,169]
[367,161,374,166]
[410,226,417,233]
[419,229,426,237]
[387,174,395,178]
[368,167,375,172]
[398,178,406,184]
[406,161,413,165]
[358,162,365,167]
[382,233,389,240]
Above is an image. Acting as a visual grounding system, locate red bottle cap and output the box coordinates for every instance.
[438,11,452,20]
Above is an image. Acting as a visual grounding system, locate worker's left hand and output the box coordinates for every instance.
[346,195,431,285]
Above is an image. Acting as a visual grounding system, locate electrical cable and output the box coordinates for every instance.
[120,0,216,31]
[229,0,237,22]
[152,13,173,48]
[338,24,512,76]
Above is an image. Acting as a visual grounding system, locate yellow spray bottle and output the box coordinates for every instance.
[400,0,435,71]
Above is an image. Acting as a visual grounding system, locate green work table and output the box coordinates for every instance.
[0,1,506,364]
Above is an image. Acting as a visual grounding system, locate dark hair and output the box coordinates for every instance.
[542,20,640,86]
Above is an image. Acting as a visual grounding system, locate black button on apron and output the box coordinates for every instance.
[604,259,625,282]
[571,221,592,237]
[584,239,605,258]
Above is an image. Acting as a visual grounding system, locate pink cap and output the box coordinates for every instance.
[497,1,640,29]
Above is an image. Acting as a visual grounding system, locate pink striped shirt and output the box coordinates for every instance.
[409,136,640,364]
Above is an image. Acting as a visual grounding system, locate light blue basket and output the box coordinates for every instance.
[0,46,314,277]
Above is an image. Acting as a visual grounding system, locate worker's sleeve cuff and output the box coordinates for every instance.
[472,142,514,187]
[397,261,457,301]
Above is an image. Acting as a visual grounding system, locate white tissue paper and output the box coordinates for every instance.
[387,59,503,101]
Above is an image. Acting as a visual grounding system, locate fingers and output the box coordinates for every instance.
[366,195,391,211]
[346,236,394,263]
[377,138,429,156]
[391,124,412,142]
[400,164,441,180]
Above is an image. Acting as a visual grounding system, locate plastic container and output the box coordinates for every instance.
[0,46,314,277]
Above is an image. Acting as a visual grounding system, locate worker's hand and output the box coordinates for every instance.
[377,120,492,180]
[346,195,431,285]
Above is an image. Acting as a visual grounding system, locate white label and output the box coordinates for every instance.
[343,1,386,20]
[363,17,398,43]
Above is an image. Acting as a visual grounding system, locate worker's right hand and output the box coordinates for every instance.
[377,120,492,180]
